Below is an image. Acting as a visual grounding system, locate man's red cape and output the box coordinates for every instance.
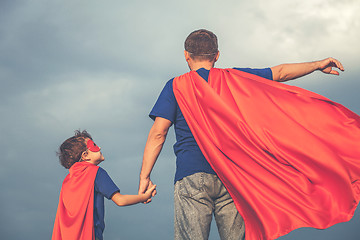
[173,68,360,240]
[52,162,99,240]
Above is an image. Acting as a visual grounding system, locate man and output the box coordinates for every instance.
[138,29,347,240]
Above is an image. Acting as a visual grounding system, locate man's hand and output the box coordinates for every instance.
[318,57,344,75]
[138,177,157,204]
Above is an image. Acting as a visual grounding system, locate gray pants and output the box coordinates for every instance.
[174,172,245,240]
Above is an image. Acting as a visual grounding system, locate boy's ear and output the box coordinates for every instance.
[81,151,88,160]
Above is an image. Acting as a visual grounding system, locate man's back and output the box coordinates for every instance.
[150,67,273,183]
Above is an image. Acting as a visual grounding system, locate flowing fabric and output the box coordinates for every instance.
[173,68,360,240]
[52,162,99,240]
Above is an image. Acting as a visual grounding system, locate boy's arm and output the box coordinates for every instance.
[111,184,156,206]
[271,57,344,82]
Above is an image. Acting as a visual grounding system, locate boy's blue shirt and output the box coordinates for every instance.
[94,167,120,240]
[149,67,273,183]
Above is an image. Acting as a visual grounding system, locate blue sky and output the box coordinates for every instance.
[1,0,359,239]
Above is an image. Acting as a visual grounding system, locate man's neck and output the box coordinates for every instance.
[189,61,215,71]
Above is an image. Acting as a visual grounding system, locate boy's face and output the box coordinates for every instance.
[82,138,105,165]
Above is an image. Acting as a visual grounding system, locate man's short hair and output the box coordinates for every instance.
[57,130,92,169]
[184,29,218,62]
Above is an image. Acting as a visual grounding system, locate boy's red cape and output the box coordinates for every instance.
[52,162,99,240]
[173,68,360,240]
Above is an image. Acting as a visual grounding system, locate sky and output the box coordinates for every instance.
[0,0,359,239]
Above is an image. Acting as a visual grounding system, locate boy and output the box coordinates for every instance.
[52,130,156,240]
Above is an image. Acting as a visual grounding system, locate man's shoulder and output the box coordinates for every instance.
[232,67,273,80]
[166,77,175,85]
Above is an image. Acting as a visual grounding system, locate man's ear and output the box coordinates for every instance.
[184,50,191,62]
[214,51,220,62]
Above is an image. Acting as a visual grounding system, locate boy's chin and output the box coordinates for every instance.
[94,158,105,165]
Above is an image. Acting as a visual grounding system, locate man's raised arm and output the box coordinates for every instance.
[271,57,344,82]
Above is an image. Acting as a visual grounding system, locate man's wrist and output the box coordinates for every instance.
[139,173,150,181]
[314,60,322,71]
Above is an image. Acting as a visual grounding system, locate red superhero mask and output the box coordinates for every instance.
[86,139,100,152]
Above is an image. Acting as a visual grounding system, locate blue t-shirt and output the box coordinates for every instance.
[94,167,120,240]
[150,68,273,183]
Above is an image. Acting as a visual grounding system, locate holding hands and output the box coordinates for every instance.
[139,177,157,204]
[140,182,157,203]
[111,182,156,206]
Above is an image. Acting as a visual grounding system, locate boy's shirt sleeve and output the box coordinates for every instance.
[95,168,120,199]
[149,79,177,123]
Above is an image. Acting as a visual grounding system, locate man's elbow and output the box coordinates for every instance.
[152,131,167,142]
[151,127,168,140]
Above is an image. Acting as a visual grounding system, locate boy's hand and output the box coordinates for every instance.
[142,184,157,203]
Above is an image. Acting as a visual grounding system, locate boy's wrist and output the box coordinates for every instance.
[140,193,150,202]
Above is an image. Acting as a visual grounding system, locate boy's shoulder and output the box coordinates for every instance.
[95,166,115,183]
[96,166,106,175]
[94,166,120,196]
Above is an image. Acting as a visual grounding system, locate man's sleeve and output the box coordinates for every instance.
[233,67,273,80]
[149,79,177,123]
[94,168,120,199]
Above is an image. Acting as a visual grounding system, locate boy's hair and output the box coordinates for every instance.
[184,29,218,62]
[57,130,93,169]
